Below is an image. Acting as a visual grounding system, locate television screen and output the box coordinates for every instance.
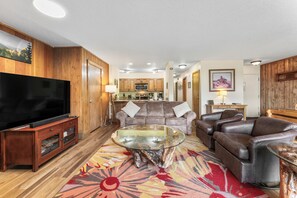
[0,72,70,131]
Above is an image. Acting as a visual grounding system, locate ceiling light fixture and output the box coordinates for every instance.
[33,0,66,18]
[250,60,262,66]
[128,62,133,66]
[147,62,152,65]
[152,69,158,74]
[173,73,176,77]
[178,64,187,69]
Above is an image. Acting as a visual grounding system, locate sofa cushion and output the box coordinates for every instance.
[125,116,146,125]
[134,103,147,117]
[166,117,187,125]
[196,120,215,135]
[163,102,182,118]
[147,102,164,116]
[252,117,297,136]
[214,132,250,160]
[173,102,191,118]
[121,101,140,118]
[146,116,165,125]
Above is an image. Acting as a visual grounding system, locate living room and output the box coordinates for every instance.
[0,1,297,198]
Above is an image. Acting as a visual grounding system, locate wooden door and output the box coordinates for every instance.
[192,71,200,118]
[87,61,102,132]
[182,77,187,101]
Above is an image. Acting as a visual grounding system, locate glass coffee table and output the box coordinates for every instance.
[267,142,297,198]
[111,125,185,168]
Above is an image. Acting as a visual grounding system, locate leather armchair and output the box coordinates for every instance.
[196,110,243,149]
[213,117,297,184]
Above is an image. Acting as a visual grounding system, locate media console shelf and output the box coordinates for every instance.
[1,117,78,172]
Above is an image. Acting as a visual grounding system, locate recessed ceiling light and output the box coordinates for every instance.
[119,70,126,73]
[128,62,133,66]
[178,64,187,69]
[147,62,152,65]
[250,60,262,66]
[33,0,66,18]
[173,73,176,77]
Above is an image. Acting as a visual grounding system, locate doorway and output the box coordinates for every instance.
[192,71,200,118]
[87,60,103,132]
[182,77,187,101]
[243,74,260,117]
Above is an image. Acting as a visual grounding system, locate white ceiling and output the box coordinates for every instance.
[1,0,297,73]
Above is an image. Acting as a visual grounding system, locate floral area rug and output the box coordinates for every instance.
[55,135,268,198]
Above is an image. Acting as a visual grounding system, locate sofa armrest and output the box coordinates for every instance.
[183,111,197,123]
[201,112,221,121]
[116,111,128,127]
[248,129,297,163]
[250,130,297,145]
[213,115,244,131]
[221,120,255,134]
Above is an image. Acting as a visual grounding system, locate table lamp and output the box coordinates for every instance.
[105,85,117,125]
[218,90,227,105]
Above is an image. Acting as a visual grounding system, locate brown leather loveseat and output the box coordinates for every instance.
[196,110,243,149]
[213,117,297,184]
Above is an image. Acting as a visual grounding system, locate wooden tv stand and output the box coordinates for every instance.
[0,117,78,172]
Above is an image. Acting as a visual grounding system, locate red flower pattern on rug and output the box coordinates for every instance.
[55,137,268,198]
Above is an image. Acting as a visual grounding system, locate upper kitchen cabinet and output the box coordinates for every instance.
[119,79,135,92]
[155,79,164,92]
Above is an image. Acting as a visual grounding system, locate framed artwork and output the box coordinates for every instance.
[0,30,32,64]
[188,82,191,88]
[209,69,235,91]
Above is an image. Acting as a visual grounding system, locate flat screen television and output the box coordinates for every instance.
[0,72,70,131]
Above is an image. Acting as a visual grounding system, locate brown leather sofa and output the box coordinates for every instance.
[116,101,196,134]
[213,117,297,184]
[196,110,243,149]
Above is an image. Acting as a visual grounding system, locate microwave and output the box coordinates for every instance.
[135,83,148,91]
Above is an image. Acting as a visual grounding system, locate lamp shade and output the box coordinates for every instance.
[218,90,227,96]
[105,85,117,93]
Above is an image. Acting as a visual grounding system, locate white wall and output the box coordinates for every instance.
[200,60,244,114]
[109,65,120,93]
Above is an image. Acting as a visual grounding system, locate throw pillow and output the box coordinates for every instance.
[173,102,191,118]
[121,101,141,118]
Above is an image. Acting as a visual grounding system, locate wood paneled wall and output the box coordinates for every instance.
[0,23,54,77]
[0,23,110,139]
[260,55,297,115]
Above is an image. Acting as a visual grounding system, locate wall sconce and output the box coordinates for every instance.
[217,90,227,105]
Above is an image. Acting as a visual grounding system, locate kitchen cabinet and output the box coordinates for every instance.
[155,79,164,92]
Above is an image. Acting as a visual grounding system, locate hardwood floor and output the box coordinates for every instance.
[0,124,117,198]
[0,124,279,198]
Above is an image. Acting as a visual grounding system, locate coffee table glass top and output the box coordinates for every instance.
[111,125,185,150]
[267,142,297,166]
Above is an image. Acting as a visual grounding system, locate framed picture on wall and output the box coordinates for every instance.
[209,69,235,91]
[0,30,32,64]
